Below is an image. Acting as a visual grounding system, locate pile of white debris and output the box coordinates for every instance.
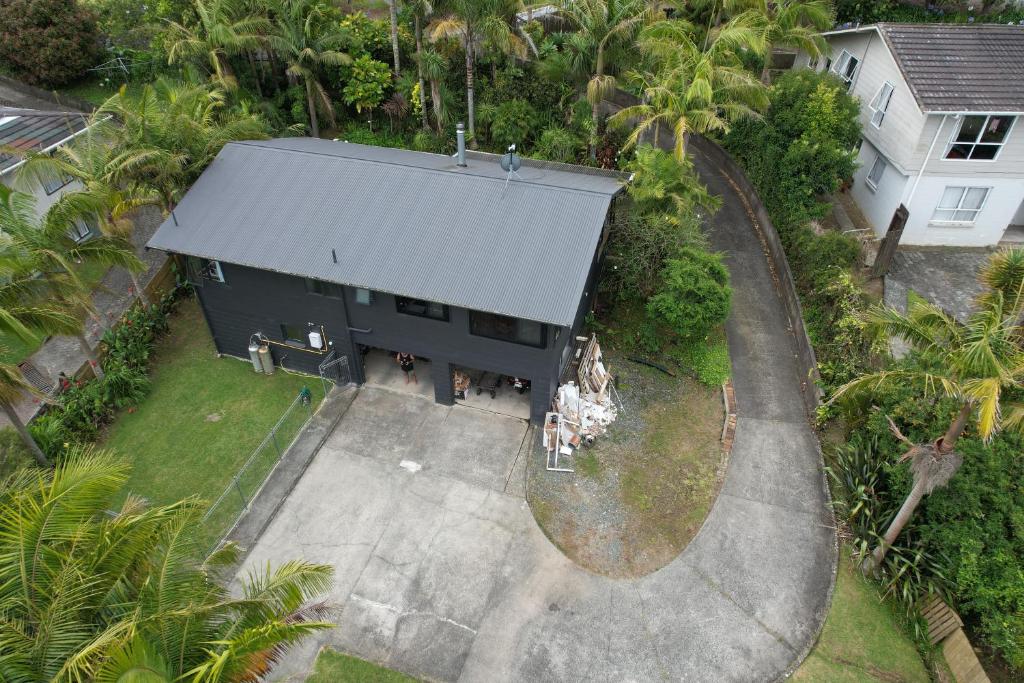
[544,334,618,471]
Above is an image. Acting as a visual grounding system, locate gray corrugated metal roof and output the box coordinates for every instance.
[828,23,1024,112]
[148,138,627,326]
[0,107,90,174]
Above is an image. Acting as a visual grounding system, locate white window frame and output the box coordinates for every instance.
[930,186,991,227]
[868,82,894,128]
[865,155,887,191]
[831,49,860,88]
[943,114,1016,162]
[206,260,225,282]
[806,54,819,70]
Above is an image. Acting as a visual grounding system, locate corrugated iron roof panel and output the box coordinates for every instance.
[148,139,627,326]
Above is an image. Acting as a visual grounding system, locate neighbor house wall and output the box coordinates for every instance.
[902,174,1024,246]
[0,171,83,223]
[850,140,910,239]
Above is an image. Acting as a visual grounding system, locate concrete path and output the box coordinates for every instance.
[242,149,835,682]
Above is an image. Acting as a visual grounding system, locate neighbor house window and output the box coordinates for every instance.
[68,217,96,242]
[866,155,887,191]
[185,256,225,285]
[945,115,1015,160]
[806,54,820,70]
[869,82,894,128]
[396,296,448,321]
[469,311,545,348]
[931,186,990,225]
[280,323,305,345]
[304,277,341,297]
[831,49,859,88]
[42,170,73,195]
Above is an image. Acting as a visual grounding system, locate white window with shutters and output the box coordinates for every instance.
[868,82,894,128]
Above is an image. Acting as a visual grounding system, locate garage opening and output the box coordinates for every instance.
[360,346,434,399]
[453,365,531,420]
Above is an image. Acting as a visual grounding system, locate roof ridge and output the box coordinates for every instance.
[228,139,626,196]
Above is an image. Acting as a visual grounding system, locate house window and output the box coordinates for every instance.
[945,115,1015,160]
[304,277,341,298]
[931,186,990,225]
[832,49,859,88]
[806,54,820,70]
[354,287,373,305]
[469,311,545,348]
[185,256,225,285]
[280,323,306,345]
[396,296,449,321]
[866,154,886,191]
[42,170,73,195]
[68,217,96,242]
[869,82,894,128]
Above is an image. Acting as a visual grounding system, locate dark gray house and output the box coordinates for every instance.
[147,137,627,422]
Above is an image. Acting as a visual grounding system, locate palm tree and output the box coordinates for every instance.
[0,449,334,679]
[0,273,81,467]
[16,123,161,307]
[268,0,352,137]
[388,0,402,76]
[729,0,832,83]
[408,0,433,130]
[609,18,768,161]
[430,0,529,148]
[167,0,271,92]
[831,248,1024,571]
[98,78,269,208]
[0,186,145,381]
[559,0,655,158]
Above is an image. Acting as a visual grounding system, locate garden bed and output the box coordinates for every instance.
[527,349,726,577]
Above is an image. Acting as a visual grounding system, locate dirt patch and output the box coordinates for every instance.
[527,352,726,577]
[205,412,223,422]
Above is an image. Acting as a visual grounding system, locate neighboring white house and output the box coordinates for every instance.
[0,106,96,240]
[800,23,1024,247]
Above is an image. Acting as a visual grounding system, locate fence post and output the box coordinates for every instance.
[234,475,248,508]
[271,429,281,457]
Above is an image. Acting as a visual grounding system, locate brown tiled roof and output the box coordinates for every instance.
[0,107,89,174]
[876,23,1024,113]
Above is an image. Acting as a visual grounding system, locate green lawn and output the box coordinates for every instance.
[58,75,147,107]
[102,298,324,527]
[794,549,930,682]
[307,649,415,683]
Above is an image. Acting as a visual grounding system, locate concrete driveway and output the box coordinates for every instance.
[242,145,835,682]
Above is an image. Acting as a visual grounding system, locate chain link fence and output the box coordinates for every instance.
[200,387,317,553]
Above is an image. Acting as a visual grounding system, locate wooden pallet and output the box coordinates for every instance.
[922,595,963,645]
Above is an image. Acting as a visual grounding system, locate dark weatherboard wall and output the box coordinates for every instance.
[190,260,591,422]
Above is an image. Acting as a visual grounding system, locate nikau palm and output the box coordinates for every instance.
[831,248,1024,570]
[268,0,352,137]
[609,18,768,160]
[0,186,144,381]
[560,0,654,158]
[0,450,334,680]
[729,0,832,83]
[167,0,271,91]
[430,0,529,148]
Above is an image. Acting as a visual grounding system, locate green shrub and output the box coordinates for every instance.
[342,55,392,116]
[788,226,861,291]
[0,0,102,87]
[411,129,451,154]
[603,211,704,300]
[485,99,538,148]
[646,248,731,341]
[533,126,581,163]
[668,334,731,386]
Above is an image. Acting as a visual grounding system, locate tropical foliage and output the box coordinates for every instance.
[0,0,101,86]
[0,451,333,681]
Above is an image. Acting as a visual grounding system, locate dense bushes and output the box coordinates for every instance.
[830,365,1024,669]
[29,287,182,458]
[0,0,102,86]
[646,249,731,341]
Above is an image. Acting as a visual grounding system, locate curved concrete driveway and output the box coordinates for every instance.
[247,147,835,682]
